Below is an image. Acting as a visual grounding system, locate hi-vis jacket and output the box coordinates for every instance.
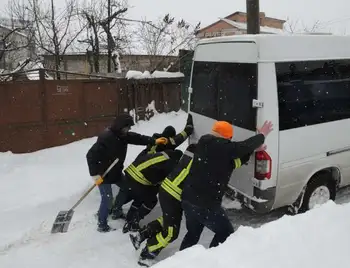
[124,149,183,187]
[160,144,197,201]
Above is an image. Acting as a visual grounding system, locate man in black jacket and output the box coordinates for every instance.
[86,114,168,232]
[111,113,194,220]
[121,149,183,233]
[179,120,273,250]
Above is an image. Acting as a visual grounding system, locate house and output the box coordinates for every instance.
[0,17,35,70]
[42,53,179,79]
[196,11,286,38]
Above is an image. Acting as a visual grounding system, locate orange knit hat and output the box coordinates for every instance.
[212,121,233,139]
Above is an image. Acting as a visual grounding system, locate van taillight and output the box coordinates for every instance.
[255,151,272,180]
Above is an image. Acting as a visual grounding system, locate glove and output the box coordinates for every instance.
[257,121,273,137]
[92,175,104,185]
[155,137,168,145]
[186,113,193,126]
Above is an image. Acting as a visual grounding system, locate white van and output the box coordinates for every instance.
[188,34,350,214]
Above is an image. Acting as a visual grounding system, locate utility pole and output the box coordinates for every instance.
[107,0,111,73]
[246,0,260,34]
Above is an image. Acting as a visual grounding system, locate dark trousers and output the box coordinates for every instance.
[142,190,183,256]
[179,200,234,250]
[112,175,133,215]
[124,176,159,224]
[97,174,132,227]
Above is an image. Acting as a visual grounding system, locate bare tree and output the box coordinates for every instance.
[0,0,36,69]
[285,18,323,34]
[136,14,200,56]
[21,0,87,79]
[78,0,129,74]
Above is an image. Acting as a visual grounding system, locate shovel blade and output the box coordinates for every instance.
[51,210,74,234]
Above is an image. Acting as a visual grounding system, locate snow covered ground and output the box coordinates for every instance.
[1,110,350,268]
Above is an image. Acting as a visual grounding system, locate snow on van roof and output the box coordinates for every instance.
[196,34,350,62]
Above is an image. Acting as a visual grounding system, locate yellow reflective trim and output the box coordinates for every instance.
[148,227,174,252]
[172,160,193,186]
[148,145,157,154]
[136,155,168,171]
[163,179,181,195]
[180,131,188,139]
[161,182,181,201]
[234,158,242,169]
[156,216,163,226]
[169,137,176,145]
[126,164,152,185]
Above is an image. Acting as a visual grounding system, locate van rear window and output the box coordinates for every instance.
[190,61,257,131]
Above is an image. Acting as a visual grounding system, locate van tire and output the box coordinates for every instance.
[299,173,336,213]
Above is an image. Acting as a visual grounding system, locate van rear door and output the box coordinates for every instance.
[189,41,258,197]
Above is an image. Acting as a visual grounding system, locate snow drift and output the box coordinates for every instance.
[1,110,350,268]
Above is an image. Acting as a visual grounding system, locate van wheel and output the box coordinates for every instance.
[299,173,336,213]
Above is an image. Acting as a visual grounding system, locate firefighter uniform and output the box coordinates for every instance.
[128,144,196,266]
[122,149,183,233]
[141,114,193,156]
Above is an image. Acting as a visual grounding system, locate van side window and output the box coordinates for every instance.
[190,61,257,131]
[276,60,350,131]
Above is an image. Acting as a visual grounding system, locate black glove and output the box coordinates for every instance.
[186,113,193,126]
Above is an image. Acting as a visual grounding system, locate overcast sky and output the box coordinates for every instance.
[127,0,350,34]
[0,0,348,34]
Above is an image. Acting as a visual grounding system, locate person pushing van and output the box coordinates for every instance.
[179,120,273,250]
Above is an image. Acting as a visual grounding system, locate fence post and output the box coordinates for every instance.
[39,68,48,148]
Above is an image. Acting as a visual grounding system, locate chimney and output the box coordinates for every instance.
[259,12,266,25]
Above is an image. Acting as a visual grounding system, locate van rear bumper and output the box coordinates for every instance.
[226,184,276,214]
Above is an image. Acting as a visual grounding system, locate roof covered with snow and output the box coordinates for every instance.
[196,34,350,62]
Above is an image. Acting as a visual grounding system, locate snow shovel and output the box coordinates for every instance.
[51,158,119,234]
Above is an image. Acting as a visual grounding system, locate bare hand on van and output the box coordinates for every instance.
[256,144,267,152]
[257,121,273,137]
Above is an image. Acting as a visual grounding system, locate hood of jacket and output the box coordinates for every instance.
[110,114,135,135]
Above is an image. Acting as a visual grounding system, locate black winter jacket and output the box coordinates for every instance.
[182,133,265,208]
[86,115,156,184]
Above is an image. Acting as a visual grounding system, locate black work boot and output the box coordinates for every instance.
[138,247,157,267]
[111,208,126,220]
[129,230,147,250]
[122,220,140,234]
[97,224,116,233]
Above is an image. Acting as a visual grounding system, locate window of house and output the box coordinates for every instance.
[276,60,350,131]
[190,61,257,130]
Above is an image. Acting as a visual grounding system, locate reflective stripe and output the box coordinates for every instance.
[180,131,188,139]
[148,145,158,154]
[136,154,168,171]
[126,153,169,186]
[160,159,193,201]
[234,158,242,168]
[184,150,194,158]
[169,137,176,145]
[125,164,152,185]
[156,216,163,226]
[148,227,174,252]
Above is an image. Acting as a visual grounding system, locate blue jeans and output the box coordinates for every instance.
[179,200,234,250]
[97,181,132,227]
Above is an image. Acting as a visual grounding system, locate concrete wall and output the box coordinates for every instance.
[42,54,179,78]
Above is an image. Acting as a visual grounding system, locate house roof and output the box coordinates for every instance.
[198,11,286,33]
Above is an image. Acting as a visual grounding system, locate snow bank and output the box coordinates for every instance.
[155,201,350,268]
[0,110,189,252]
[126,70,184,79]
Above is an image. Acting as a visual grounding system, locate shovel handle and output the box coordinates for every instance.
[70,157,120,211]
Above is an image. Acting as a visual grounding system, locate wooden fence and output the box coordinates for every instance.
[0,74,183,153]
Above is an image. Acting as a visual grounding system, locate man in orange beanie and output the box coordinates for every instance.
[179,120,273,250]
